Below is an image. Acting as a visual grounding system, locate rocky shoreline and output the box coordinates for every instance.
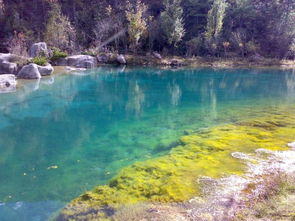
[1,42,295,94]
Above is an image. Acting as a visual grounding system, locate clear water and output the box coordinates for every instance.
[0,67,294,221]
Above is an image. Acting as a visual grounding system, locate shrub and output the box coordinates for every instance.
[31,56,48,66]
[246,41,258,55]
[51,48,68,61]
[81,49,97,56]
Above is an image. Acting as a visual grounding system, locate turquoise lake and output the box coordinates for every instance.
[0,67,295,221]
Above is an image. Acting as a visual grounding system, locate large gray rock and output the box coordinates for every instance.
[37,64,54,76]
[0,53,19,74]
[0,61,17,74]
[116,54,126,64]
[53,58,68,66]
[67,55,97,68]
[97,53,114,63]
[17,64,41,79]
[29,42,49,58]
[0,74,17,93]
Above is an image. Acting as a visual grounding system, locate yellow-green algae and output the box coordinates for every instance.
[57,108,295,220]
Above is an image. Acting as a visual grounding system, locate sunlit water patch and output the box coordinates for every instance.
[0,67,295,221]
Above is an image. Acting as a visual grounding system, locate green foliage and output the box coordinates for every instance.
[44,3,76,50]
[205,0,228,53]
[1,0,294,58]
[160,0,185,47]
[245,41,258,55]
[31,56,48,66]
[186,36,203,56]
[126,0,148,51]
[50,48,68,61]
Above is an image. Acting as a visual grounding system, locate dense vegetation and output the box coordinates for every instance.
[0,0,294,59]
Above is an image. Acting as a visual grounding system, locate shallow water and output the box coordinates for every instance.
[0,67,295,221]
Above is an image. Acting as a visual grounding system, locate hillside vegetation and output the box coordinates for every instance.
[0,0,294,59]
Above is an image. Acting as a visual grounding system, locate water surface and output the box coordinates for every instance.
[0,67,294,220]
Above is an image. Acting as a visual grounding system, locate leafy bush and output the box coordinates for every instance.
[31,56,48,66]
[51,48,68,61]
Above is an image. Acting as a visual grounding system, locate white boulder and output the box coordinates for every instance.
[0,61,17,74]
[17,64,41,79]
[152,52,162,60]
[288,142,295,149]
[29,42,49,58]
[67,55,97,69]
[116,54,126,64]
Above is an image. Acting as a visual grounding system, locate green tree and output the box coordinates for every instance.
[160,0,185,47]
[44,2,76,50]
[250,0,295,57]
[126,0,148,52]
[205,0,228,54]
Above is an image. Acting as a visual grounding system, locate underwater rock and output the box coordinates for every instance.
[0,74,17,93]
[41,76,55,85]
[65,66,87,72]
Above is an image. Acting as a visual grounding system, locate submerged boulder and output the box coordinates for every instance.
[17,64,41,79]
[37,64,54,76]
[67,55,97,68]
[0,74,17,93]
[29,42,49,58]
[116,54,126,64]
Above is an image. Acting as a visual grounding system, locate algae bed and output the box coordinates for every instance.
[57,107,295,220]
[0,67,295,221]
